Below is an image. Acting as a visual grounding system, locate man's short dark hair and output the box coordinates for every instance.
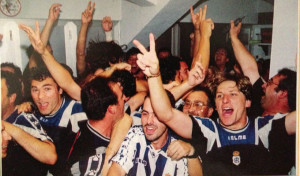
[1,62,22,80]
[85,41,124,73]
[110,70,136,98]
[1,71,23,105]
[276,68,296,111]
[125,47,140,62]
[29,66,53,83]
[159,56,180,84]
[192,85,214,108]
[157,47,172,59]
[81,77,118,120]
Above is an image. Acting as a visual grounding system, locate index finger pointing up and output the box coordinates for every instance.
[149,33,155,53]
[133,39,148,54]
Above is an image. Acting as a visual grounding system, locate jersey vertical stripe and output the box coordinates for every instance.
[112,126,188,176]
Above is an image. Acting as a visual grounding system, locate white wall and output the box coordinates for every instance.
[269,0,298,77]
[180,0,267,24]
[0,0,121,70]
[0,19,106,70]
[0,0,121,20]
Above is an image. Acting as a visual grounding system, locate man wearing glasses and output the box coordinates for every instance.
[182,86,214,118]
[230,20,296,174]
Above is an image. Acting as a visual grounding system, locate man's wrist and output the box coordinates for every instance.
[146,72,161,80]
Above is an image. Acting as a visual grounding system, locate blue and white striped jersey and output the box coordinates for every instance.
[191,113,287,175]
[3,110,52,176]
[6,110,52,142]
[37,97,87,134]
[35,97,87,174]
[112,126,189,176]
[67,121,110,176]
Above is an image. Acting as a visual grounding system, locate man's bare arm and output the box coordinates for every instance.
[19,22,82,100]
[230,21,260,84]
[3,121,57,164]
[76,1,95,75]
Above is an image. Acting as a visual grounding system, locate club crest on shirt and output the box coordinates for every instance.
[232,151,241,166]
[135,158,147,166]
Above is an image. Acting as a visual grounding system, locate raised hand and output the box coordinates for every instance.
[82,1,95,24]
[190,5,202,30]
[133,33,160,77]
[188,58,205,87]
[102,16,113,32]
[229,20,242,39]
[48,3,62,22]
[19,22,46,55]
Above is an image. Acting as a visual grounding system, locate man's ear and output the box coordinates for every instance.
[226,58,229,63]
[58,87,63,95]
[124,96,130,102]
[9,93,17,105]
[245,100,251,108]
[278,90,288,99]
[107,105,116,114]
[207,107,214,118]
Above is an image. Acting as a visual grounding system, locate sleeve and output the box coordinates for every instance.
[13,113,53,142]
[111,127,140,174]
[268,117,295,174]
[248,77,265,118]
[190,116,208,158]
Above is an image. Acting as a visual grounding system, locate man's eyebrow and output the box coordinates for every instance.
[42,84,54,87]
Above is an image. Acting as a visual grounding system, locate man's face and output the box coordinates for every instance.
[215,80,250,130]
[183,91,213,118]
[110,82,125,121]
[127,54,139,74]
[261,74,285,111]
[141,98,168,143]
[1,79,11,119]
[179,61,189,82]
[158,51,170,59]
[31,77,63,115]
[2,123,12,158]
[214,48,228,66]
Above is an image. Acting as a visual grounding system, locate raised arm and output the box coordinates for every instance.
[191,5,214,71]
[28,3,61,69]
[2,120,57,164]
[101,113,132,176]
[76,1,95,76]
[190,6,201,58]
[19,22,81,100]
[170,58,204,100]
[133,34,205,139]
[230,21,260,84]
[41,3,61,45]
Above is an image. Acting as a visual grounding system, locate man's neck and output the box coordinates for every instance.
[262,102,290,117]
[88,118,114,138]
[2,106,16,120]
[151,129,169,150]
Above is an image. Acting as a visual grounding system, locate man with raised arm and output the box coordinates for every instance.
[1,71,57,176]
[19,21,134,176]
[133,32,296,175]
[230,20,296,174]
[64,77,131,175]
[108,91,202,176]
